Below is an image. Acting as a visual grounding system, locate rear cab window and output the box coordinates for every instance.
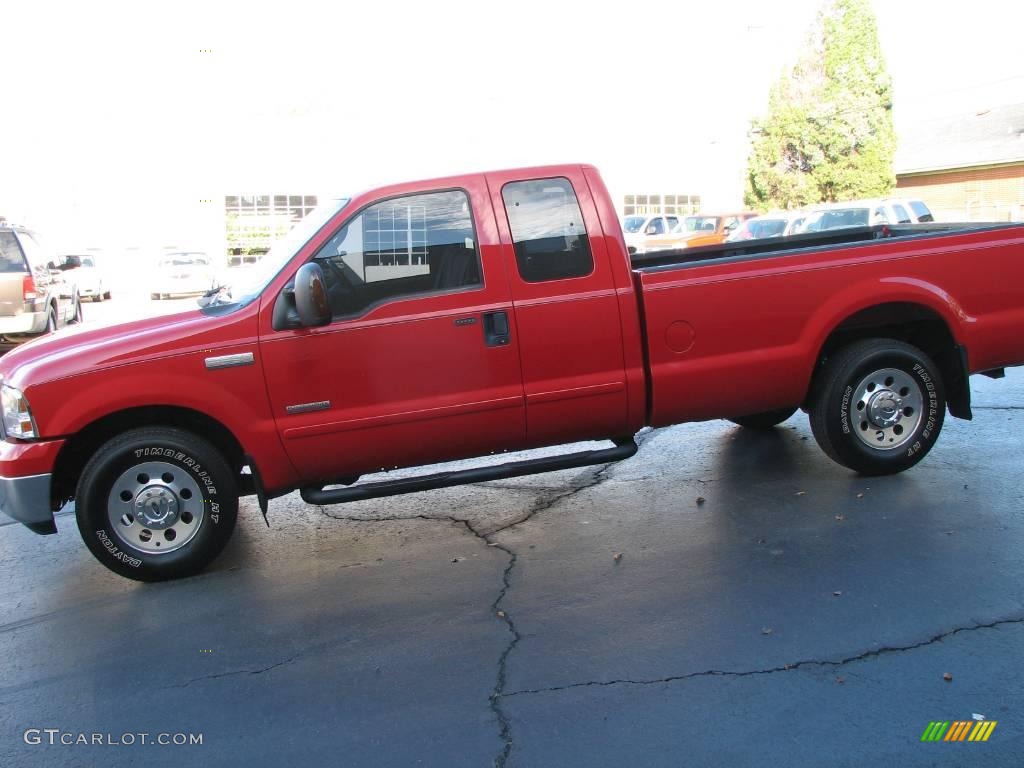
[0,231,28,273]
[501,178,594,282]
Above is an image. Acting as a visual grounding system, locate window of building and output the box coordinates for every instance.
[502,177,594,283]
[225,193,321,265]
[623,193,701,217]
[312,189,481,319]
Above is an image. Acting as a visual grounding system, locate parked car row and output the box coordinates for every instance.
[624,197,935,254]
[725,197,935,244]
[623,212,758,254]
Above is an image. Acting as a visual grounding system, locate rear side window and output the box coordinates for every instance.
[313,189,481,319]
[502,178,594,283]
[891,204,912,224]
[910,201,934,222]
[0,232,28,273]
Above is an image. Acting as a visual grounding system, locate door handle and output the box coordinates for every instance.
[483,310,510,347]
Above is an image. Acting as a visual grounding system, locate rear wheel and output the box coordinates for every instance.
[45,307,57,334]
[729,407,798,429]
[809,339,945,475]
[75,427,238,581]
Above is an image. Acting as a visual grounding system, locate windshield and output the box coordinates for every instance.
[749,219,788,238]
[804,208,870,232]
[622,216,646,233]
[205,197,350,306]
[683,216,719,232]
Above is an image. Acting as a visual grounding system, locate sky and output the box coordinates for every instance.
[1,0,1022,251]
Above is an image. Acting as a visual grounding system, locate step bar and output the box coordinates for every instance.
[300,438,639,506]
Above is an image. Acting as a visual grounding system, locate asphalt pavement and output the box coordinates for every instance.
[1,301,1022,766]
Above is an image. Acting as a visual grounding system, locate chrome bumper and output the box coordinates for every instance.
[0,473,56,534]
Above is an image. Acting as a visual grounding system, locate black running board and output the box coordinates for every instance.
[300,439,639,505]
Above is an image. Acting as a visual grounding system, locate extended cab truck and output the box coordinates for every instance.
[0,164,1022,582]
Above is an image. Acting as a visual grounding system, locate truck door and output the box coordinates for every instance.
[258,178,526,485]
[486,169,630,446]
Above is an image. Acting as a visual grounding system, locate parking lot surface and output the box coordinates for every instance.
[1,299,1022,766]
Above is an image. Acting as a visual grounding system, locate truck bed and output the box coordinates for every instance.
[630,220,1024,429]
[629,222,1019,272]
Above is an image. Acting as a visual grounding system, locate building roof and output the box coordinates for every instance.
[895,102,1024,175]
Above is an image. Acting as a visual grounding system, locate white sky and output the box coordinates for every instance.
[1,0,1022,250]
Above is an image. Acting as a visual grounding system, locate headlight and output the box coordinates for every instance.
[1,385,37,439]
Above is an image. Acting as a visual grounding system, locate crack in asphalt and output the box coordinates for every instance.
[162,654,303,689]
[973,406,1024,411]
[499,614,1024,698]
[316,430,659,768]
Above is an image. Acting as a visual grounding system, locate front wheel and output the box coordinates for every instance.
[75,427,238,581]
[809,339,945,475]
[69,295,83,324]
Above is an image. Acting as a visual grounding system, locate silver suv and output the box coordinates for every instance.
[0,224,82,350]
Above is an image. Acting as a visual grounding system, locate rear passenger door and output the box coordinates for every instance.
[487,170,630,446]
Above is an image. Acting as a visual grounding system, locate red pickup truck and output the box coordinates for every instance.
[1,164,1022,581]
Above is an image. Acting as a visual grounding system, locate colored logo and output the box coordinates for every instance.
[921,720,997,742]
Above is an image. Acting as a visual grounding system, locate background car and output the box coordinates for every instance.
[796,198,934,234]
[150,251,217,299]
[725,212,801,242]
[0,224,82,349]
[621,214,681,255]
[57,254,110,302]
[644,212,758,250]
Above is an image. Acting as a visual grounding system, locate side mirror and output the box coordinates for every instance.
[293,262,331,327]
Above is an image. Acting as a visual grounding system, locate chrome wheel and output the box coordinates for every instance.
[850,367,923,450]
[106,461,205,554]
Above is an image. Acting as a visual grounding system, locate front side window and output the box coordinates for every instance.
[313,189,481,318]
[502,177,594,283]
[646,217,666,235]
[892,204,911,224]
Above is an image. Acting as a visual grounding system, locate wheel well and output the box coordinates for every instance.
[51,406,250,510]
[812,302,970,419]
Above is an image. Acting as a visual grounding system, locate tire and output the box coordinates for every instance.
[96,284,105,302]
[729,407,798,429]
[75,427,238,581]
[45,308,57,334]
[104,290,112,300]
[809,339,945,475]
[69,296,83,324]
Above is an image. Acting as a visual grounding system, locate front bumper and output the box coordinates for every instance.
[0,439,65,534]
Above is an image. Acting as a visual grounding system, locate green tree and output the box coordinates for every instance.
[744,0,895,210]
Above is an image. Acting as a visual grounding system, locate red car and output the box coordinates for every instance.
[1,164,1021,581]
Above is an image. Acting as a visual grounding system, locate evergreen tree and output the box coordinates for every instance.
[744,0,895,210]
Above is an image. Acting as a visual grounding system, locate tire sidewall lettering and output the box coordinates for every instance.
[132,445,218,500]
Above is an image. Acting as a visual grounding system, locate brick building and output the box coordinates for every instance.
[895,102,1024,221]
